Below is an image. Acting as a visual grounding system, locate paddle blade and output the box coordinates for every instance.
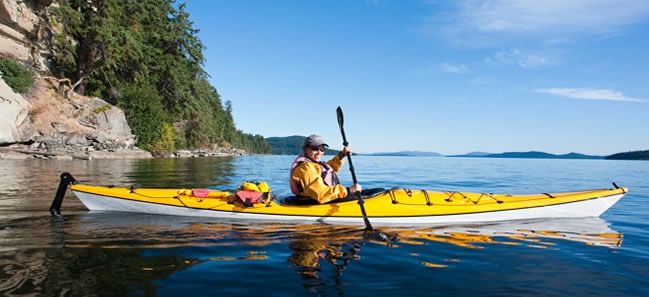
[336,106,349,146]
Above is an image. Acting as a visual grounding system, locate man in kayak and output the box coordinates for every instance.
[289,134,362,204]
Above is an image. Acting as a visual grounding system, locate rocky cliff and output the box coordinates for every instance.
[0,75,152,160]
[0,0,245,160]
[0,0,151,159]
[0,0,52,70]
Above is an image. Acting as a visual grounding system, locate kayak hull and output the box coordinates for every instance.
[69,184,626,226]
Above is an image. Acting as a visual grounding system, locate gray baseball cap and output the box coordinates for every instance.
[304,134,329,147]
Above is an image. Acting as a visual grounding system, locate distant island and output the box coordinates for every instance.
[265,136,306,155]
[266,135,345,156]
[606,150,649,160]
[265,136,648,160]
[362,151,601,159]
[449,151,603,159]
[360,151,443,157]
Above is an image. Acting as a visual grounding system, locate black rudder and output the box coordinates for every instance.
[49,172,77,216]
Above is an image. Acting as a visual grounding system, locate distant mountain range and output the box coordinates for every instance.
[361,151,603,159]
[265,136,306,155]
[448,151,603,159]
[265,136,648,160]
[360,151,443,157]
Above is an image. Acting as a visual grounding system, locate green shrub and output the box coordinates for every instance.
[93,104,112,114]
[151,122,176,153]
[116,83,166,150]
[0,57,35,93]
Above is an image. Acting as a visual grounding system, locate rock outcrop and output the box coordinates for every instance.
[0,0,153,159]
[0,73,29,143]
[0,0,53,70]
[0,76,152,160]
[0,0,246,160]
[0,76,246,160]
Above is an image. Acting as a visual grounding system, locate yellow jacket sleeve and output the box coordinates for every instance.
[326,153,345,173]
[291,155,348,204]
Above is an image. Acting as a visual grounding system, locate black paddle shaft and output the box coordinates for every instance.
[340,139,358,184]
[336,106,372,230]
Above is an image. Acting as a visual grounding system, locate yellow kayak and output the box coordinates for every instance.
[51,173,627,226]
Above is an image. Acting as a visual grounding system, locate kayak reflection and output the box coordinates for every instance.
[389,217,622,249]
[71,213,622,250]
[1,214,621,296]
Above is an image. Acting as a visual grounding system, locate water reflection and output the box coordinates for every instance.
[55,214,622,250]
[0,211,623,296]
[0,157,237,196]
[390,218,622,249]
[127,157,237,188]
[0,158,239,220]
[60,214,625,261]
[0,246,201,296]
[0,156,634,296]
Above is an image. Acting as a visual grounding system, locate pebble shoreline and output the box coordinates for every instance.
[0,144,248,160]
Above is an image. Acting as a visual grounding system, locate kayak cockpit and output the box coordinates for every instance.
[281,188,387,205]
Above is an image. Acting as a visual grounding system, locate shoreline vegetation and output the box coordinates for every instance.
[0,1,271,160]
[0,143,248,160]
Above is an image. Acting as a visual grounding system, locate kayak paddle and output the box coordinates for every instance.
[336,106,373,231]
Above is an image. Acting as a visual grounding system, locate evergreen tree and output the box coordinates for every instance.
[48,0,271,153]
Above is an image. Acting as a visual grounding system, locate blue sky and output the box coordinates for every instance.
[184,0,649,156]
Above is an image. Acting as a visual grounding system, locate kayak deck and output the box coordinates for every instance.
[64,182,627,226]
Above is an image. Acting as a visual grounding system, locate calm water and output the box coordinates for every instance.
[1,155,648,296]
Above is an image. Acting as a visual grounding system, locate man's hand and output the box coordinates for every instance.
[350,183,362,193]
[339,146,352,159]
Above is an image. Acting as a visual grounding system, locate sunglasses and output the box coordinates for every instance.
[309,145,327,152]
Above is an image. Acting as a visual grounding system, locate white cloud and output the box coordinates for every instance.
[485,48,550,68]
[456,0,649,34]
[441,63,467,73]
[427,0,649,46]
[423,1,649,67]
[536,88,646,102]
